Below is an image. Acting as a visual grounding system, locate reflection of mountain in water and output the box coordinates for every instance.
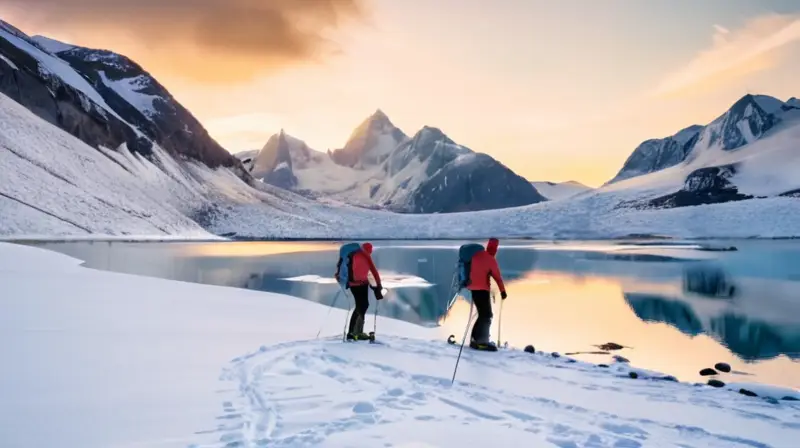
[216,247,538,325]
[625,293,704,336]
[710,314,800,361]
[683,263,736,298]
[625,293,800,361]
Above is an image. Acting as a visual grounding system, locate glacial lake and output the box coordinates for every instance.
[27,239,800,390]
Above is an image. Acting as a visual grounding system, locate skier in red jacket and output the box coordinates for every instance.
[467,238,507,349]
[335,242,383,340]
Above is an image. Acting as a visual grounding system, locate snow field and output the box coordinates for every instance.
[1,242,798,448]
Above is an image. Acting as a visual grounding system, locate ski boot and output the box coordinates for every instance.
[469,339,498,352]
[346,332,373,342]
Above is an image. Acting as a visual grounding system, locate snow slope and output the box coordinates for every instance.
[531,180,593,201]
[2,242,799,448]
[0,90,341,238]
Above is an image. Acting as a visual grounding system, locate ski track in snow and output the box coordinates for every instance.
[195,336,800,448]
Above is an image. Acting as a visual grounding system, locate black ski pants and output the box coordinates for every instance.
[470,289,493,343]
[348,284,370,335]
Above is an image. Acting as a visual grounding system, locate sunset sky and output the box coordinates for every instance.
[3,0,800,186]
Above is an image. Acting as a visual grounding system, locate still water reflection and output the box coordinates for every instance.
[30,240,800,389]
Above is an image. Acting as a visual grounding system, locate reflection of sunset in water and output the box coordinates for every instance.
[438,271,799,389]
[174,242,340,257]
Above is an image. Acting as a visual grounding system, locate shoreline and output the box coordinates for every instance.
[3,235,799,244]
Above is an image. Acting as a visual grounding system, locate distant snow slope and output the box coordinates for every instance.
[531,180,593,201]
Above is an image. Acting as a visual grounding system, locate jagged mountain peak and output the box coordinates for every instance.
[330,109,408,168]
[690,93,776,156]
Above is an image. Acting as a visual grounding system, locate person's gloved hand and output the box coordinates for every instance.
[373,285,384,300]
[501,290,507,300]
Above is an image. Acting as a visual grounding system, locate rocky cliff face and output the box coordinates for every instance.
[54,44,241,170]
[0,21,247,180]
[609,125,703,184]
[638,164,754,209]
[408,152,547,213]
[250,131,299,189]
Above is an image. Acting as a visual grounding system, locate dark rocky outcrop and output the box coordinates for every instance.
[644,164,754,209]
[0,28,149,157]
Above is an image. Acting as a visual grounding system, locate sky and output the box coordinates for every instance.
[3,0,800,186]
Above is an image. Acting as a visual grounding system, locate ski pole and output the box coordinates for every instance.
[497,295,504,348]
[451,300,474,385]
[373,298,379,335]
[315,288,342,339]
[342,286,351,342]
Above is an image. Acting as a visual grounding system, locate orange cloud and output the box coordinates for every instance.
[1,0,365,83]
[651,13,800,99]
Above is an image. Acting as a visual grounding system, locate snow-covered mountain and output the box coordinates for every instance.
[610,94,786,185]
[329,109,408,168]
[530,180,593,201]
[604,94,800,209]
[237,113,546,213]
[1,19,798,240]
[0,20,245,177]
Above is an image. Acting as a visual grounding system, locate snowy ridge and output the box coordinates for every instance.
[609,94,795,186]
[30,35,75,53]
[0,23,116,121]
[531,180,593,201]
[602,94,800,210]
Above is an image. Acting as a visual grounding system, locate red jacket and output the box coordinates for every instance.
[467,238,505,292]
[339,243,382,287]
